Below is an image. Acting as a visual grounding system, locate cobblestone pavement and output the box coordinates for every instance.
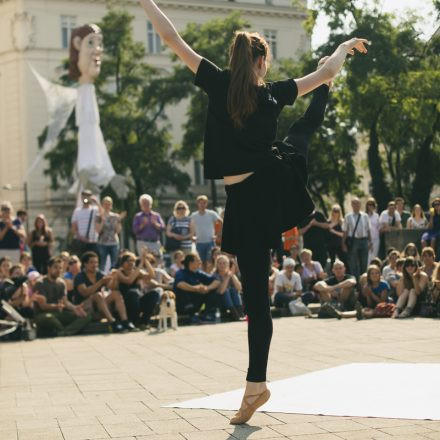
[1,316,440,440]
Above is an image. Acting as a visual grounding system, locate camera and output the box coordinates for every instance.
[0,276,28,301]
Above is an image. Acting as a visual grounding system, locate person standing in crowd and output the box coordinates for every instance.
[28,214,53,274]
[71,190,100,257]
[166,200,194,257]
[314,260,356,311]
[95,196,125,271]
[0,201,26,263]
[407,204,428,229]
[342,197,371,279]
[191,195,222,271]
[73,251,127,332]
[395,197,410,228]
[132,194,165,259]
[422,198,440,251]
[298,211,329,269]
[32,257,91,337]
[273,258,302,310]
[173,252,221,322]
[392,257,428,318]
[326,204,346,267]
[366,198,380,263]
[139,0,368,424]
[379,201,402,255]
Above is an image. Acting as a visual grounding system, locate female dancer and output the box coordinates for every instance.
[139,0,368,424]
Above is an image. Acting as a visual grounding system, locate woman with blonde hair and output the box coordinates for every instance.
[407,204,428,229]
[366,198,380,263]
[139,0,368,424]
[165,200,194,256]
[327,204,346,267]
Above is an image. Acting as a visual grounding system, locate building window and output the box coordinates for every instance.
[147,21,162,54]
[61,15,77,49]
[264,29,277,59]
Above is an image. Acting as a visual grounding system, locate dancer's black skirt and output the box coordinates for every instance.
[221,154,314,255]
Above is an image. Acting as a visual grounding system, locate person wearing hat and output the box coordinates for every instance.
[0,201,26,263]
[273,258,303,309]
[71,190,100,257]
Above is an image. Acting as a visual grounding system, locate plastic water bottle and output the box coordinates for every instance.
[215,308,221,324]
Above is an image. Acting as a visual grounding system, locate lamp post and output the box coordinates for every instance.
[2,183,29,232]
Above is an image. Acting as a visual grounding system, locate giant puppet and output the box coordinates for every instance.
[30,24,128,198]
[68,24,118,195]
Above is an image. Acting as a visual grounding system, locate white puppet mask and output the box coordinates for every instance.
[73,31,103,84]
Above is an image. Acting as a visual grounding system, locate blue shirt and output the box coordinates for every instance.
[371,280,390,296]
[173,269,216,291]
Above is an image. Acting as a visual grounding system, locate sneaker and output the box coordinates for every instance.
[122,321,139,332]
[355,301,364,320]
[110,321,126,333]
[397,307,412,319]
[199,313,216,324]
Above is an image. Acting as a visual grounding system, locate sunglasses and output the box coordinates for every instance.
[176,206,185,210]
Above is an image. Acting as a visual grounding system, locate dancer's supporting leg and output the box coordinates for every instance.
[231,243,272,424]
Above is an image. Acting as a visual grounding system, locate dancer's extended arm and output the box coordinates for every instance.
[139,0,202,73]
[295,38,368,97]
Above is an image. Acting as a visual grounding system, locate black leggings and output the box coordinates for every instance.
[236,244,272,382]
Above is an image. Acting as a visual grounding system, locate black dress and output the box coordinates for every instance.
[30,230,51,274]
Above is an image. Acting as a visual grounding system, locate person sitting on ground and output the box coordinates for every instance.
[392,257,428,318]
[273,258,302,311]
[407,204,428,229]
[360,265,390,309]
[288,244,301,264]
[173,252,221,323]
[110,251,153,330]
[314,260,356,311]
[19,252,36,274]
[430,263,440,306]
[358,257,382,292]
[268,261,280,300]
[73,251,127,332]
[169,250,184,277]
[382,250,400,283]
[32,257,91,337]
[214,254,244,321]
[142,252,174,289]
[422,198,440,251]
[403,242,421,266]
[421,247,438,280]
[60,251,71,274]
[300,248,326,292]
[205,246,222,274]
[63,255,81,302]
[1,264,34,320]
[0,256,12,287]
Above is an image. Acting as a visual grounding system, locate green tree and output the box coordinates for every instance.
[311,0,440,209]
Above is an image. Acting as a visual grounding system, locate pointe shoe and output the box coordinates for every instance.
[230,389,271,425]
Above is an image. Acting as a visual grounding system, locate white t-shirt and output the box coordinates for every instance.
[379,210,401,227]
[274,270,302,294]
[71,206,99,242]
[368,212,380,241]
[191,210,221,243]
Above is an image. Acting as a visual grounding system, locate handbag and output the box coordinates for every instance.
[346,214,361,251]
[165,216,182,252]
[373,302,396,318]
[288,298,311,316]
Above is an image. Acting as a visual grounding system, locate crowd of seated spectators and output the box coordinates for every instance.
[1,193,440,340]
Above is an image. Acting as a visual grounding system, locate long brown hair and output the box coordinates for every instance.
[68,24,102,81]
[402,257,416,289]
[227,31,269,128]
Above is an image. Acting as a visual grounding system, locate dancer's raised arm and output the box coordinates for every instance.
[139,0,202,73]
[295,38,368,97]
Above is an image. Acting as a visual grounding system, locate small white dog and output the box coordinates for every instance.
[157,290,178,331]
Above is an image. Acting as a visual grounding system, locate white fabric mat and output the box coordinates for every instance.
[164,363,440,420]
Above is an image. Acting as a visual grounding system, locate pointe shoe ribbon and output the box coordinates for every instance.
[230,389,271,425]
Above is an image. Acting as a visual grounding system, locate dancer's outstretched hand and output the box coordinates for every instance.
[343,38,369,56]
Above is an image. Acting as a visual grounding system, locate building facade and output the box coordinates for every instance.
[0,0,309,245]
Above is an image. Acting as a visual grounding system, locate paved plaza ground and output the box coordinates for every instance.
[1,316,440,440]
